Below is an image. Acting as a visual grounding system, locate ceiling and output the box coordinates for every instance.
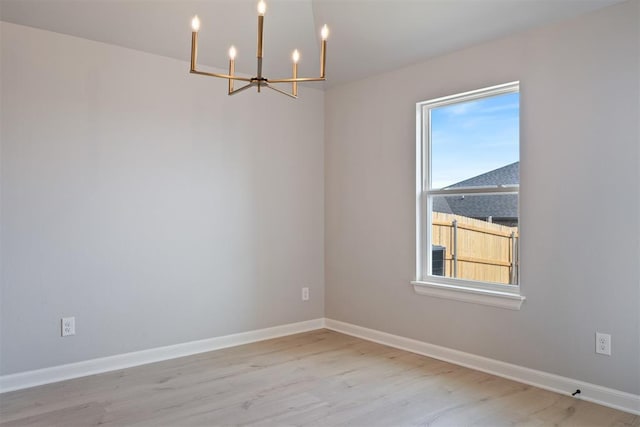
[0,0,626,88]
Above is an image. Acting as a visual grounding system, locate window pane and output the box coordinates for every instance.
[430,92,519,190]
[431,194,519,285]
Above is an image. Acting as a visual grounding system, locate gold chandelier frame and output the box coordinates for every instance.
[190,1,328,98]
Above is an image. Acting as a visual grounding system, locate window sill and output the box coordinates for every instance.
[411,280,525,310]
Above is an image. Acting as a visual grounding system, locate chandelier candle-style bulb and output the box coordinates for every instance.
[321,24,329,40]
[228,46,237,94]
[190,15,200,71]
[320,25,328,78]
[191,15,200,32]
[257,0,266,16]
[292,49,300,97]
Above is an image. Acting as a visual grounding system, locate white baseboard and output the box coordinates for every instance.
[324,318,640,416]
[3,317,638,416]
[0,318,324,394]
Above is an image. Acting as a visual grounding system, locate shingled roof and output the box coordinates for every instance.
[447,161,519,188]
[434,162,519,223]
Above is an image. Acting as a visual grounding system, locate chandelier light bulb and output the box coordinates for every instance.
[321,25,329,40]
[191,15,201,32]
[292,49,300,64]
[257,1,266,16]
[229,46,237,60]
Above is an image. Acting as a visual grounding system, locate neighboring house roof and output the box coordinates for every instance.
[447,161,519,188]
[441,193,518,220]
[435,162,519,220]
[433,196,453,214]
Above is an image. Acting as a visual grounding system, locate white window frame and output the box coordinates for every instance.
[412,82,525,310]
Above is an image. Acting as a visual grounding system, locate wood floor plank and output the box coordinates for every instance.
[1,330,637,426]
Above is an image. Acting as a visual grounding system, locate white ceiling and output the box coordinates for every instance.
[0,0,626,88]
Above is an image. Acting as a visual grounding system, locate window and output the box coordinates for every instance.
[413,82,525,310]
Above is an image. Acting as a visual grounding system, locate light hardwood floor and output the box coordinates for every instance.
[1,330,638,426]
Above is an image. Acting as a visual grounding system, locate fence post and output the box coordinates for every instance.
[510,231,516,284]
[452,219,458,278]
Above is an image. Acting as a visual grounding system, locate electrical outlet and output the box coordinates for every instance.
[302,287,309,301]
[61,317,75,337]
[595,332,611,355]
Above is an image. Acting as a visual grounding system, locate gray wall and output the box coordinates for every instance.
[0,22,325,375]
[325,0,640,394]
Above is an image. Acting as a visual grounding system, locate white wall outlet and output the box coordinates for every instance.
[302,287,309,301]
[61,317,75,337]
[595,332,611,355]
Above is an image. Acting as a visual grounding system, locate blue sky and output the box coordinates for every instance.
[431,92,519,189]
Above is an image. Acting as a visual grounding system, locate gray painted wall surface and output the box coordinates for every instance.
[0,22,325,375]
[325,1,640,394]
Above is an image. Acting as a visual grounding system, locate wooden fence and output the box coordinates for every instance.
[432,212,519,285]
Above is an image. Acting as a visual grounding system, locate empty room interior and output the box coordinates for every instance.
[1,0,639,425]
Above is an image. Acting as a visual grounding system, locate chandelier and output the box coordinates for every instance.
[190,1,329,98]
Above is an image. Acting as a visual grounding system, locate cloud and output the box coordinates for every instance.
[479,102,519,114]
[446,102,477,116]
[439,94,518,118]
